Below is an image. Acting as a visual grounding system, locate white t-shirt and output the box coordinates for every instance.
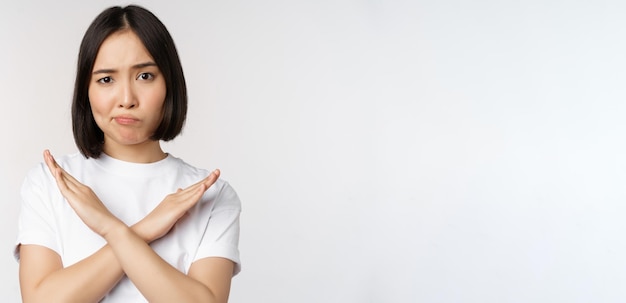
[15,152,241,302]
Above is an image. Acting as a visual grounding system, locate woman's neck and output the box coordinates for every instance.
[102,140,167,163]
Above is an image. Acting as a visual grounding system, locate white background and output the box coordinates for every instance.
[2,0,626,302]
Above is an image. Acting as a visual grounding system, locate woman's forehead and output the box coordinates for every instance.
[93,31,155,70]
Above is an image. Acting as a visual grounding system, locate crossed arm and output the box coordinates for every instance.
[18,150,234,303]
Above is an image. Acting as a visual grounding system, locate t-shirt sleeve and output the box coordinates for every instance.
[14,165,60,261]
[193,181,242,276]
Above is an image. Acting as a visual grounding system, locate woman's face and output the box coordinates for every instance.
[88,30,166,152]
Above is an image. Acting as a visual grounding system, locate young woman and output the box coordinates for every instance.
[14,5,241,303]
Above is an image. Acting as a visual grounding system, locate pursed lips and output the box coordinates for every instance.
[113,115,140,125]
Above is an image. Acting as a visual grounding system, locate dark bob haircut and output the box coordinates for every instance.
[72,5,187,158]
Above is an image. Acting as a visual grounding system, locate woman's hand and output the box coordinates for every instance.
[43,149,219,243]
[43,150,123,237]
[134,169,221,242]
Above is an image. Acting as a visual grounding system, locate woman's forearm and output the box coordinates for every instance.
[24,244,123,303]
[22,223,155,303]
[104,224,217,303]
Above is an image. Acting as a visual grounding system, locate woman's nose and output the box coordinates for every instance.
[119,81,137,108]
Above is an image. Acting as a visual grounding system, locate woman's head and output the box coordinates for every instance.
[72,5,187,158]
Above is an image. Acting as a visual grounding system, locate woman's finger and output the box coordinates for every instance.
[44,151,70,191]
[174,183,206,210]
[44,150,69,182]
[173,184,206,203]
[181,170,219,195]
[179,170,219,203]
[43,150,59,177]
[48,152,83,186]
[177,172,217,204]
[43,150,88,200]
[202,169,220,188]
[44,150,87,191]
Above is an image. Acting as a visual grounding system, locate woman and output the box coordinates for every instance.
[14,5,241,303]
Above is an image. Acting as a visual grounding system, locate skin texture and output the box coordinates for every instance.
[18,30,235,303]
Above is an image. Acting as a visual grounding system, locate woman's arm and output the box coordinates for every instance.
[19,244,118,303]
[19,225,141,303]
[19,207,176,303]
[188,257,236,303]
[19,227,234,303]
[104,223,234,303]
[35,150,233,302]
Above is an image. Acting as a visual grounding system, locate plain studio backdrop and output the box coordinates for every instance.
[2,0,626,302]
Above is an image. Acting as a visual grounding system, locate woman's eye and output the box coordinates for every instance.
[138,73,154,80]
[97,76,112,84]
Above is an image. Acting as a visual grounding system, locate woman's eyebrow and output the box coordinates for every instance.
[92,62,157,74]
[93,68,115,75]
[132,61,157,69]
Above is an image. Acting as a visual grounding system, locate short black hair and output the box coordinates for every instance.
[72,5,187,158]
